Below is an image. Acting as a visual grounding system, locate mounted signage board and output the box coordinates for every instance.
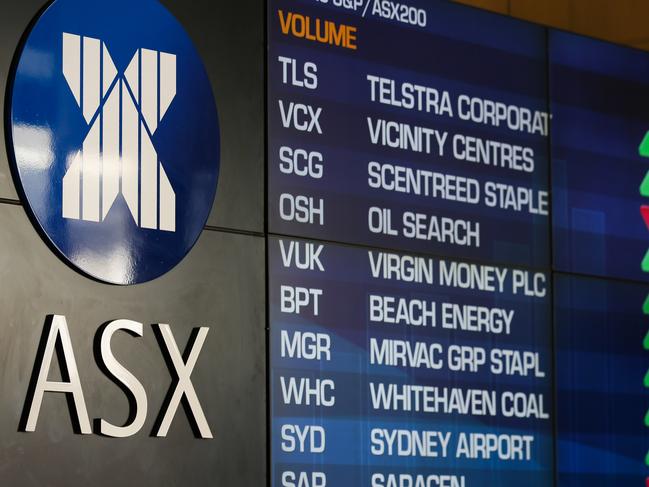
[7,0,221,285]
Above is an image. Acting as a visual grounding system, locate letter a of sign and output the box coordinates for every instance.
[61,33,177,231]
[23,315,92,434]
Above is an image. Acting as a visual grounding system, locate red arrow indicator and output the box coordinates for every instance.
[641,206,649,230]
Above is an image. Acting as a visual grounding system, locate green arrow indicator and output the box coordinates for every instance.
[643,295,649,315]
[640,131,649,158]
[644,330,649,350]
[645,409,649,427]
[642,250,649,273]
[646,449,649,467]
[641,171,649,197]
[642,249,649,273]
[644,369,649,388]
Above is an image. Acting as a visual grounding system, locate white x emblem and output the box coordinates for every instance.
[61,33,177,232]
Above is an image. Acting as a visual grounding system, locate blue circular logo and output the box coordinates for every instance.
[8,0,220,285]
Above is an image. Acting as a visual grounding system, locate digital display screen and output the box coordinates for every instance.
[268,0,550,269]
[268,1,649,486]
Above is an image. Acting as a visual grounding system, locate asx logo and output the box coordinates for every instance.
[9,0,220,285]
[61,33,177,232]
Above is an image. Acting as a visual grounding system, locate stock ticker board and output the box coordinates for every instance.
[268,1,649,486]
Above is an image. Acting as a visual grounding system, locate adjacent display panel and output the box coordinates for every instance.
[550,30,649,282]
[555,274,649,485]
[270,236,553,486]
[550,29,649,487]
[268,0,551,269]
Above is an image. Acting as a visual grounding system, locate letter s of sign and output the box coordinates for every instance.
[96,320,148,438]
